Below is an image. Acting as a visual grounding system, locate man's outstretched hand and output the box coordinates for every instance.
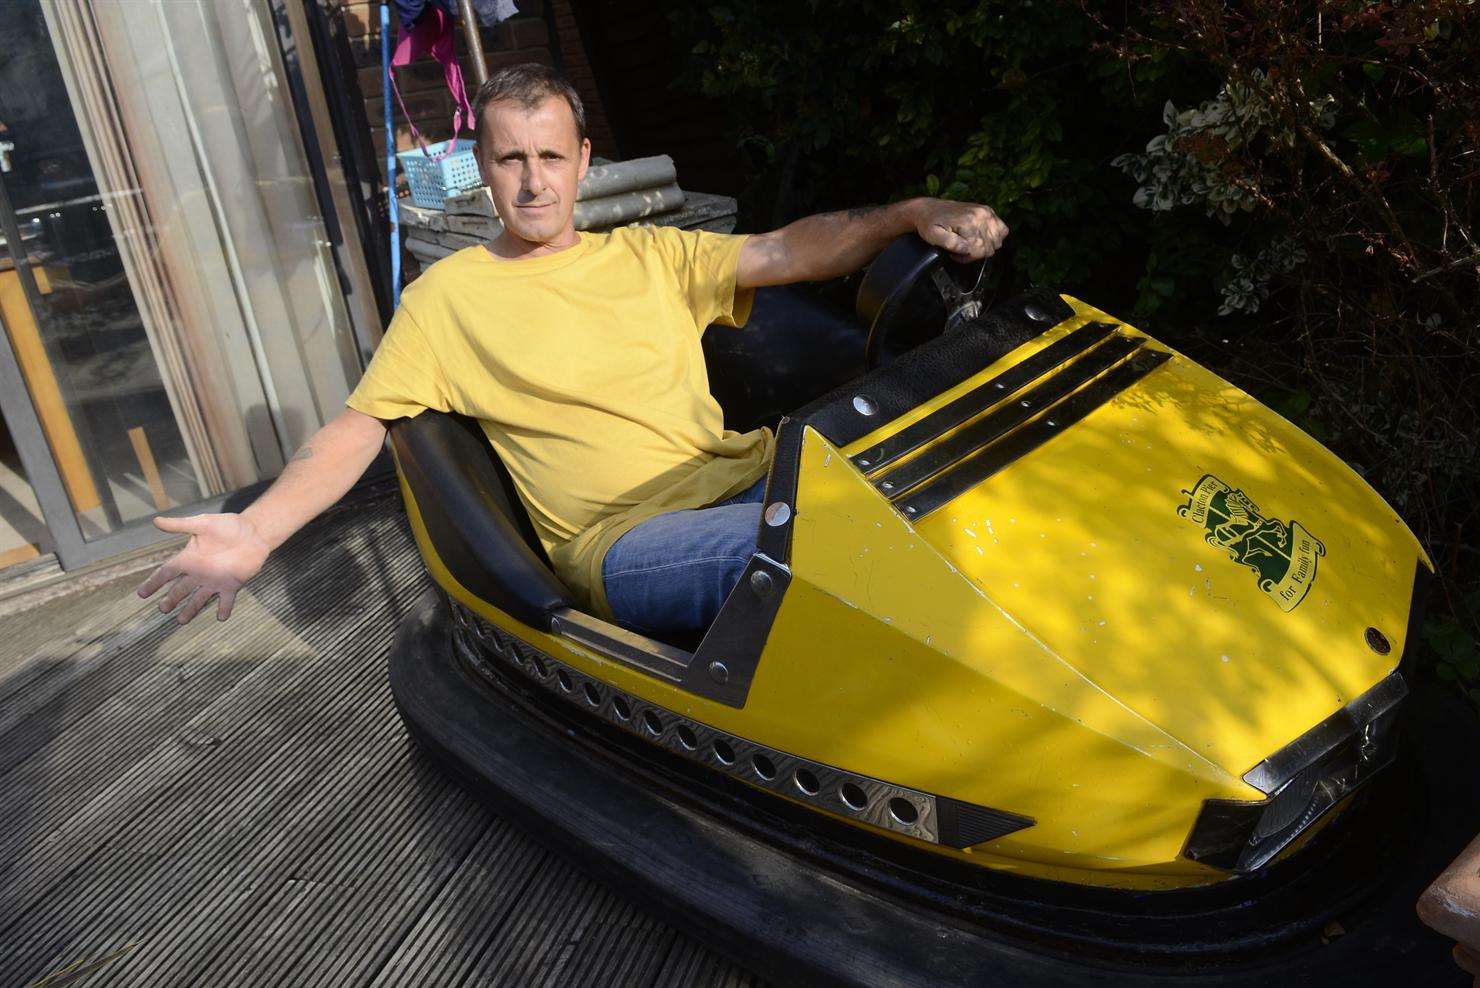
[913,199,1009,264]
[135,513,271,624]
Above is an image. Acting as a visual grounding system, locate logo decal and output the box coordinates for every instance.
[1177,474,1324,611]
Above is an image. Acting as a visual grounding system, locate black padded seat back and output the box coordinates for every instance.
[702,285,867,433]
[391,411,573,630]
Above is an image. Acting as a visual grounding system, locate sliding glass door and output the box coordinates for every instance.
[0,0,371,570]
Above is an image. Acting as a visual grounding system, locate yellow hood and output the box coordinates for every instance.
[848,296,1426,779]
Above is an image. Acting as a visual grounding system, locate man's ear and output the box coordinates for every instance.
[577,138,591,182]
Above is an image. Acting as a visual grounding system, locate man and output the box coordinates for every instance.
[137,64,1007,636]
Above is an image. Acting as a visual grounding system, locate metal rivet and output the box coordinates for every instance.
[764,502,791,527]
[1365,627,1391,655]
[749,570,774,597]
[707,661,730,684]
[1024,303,1050,323]
[904,505,917,515]
[852,395,878,416]
[880,481,894,491]
[1046,419,1057,427]
[858,458,872,467]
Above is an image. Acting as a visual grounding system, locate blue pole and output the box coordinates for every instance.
[381,3,401,308]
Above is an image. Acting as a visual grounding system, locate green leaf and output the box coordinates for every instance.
[1302,419,1331,444]
[1392,134,1428,158]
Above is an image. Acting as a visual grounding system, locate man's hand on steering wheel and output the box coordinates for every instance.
[912,199,1009,263]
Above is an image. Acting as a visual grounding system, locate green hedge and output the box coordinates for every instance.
[676,0,1480,695]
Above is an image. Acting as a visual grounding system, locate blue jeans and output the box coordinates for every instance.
[602,478,767,638]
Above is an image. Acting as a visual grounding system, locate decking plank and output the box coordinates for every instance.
[0,486,757,986]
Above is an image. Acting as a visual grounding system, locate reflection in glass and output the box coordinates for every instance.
[0,0,201,537]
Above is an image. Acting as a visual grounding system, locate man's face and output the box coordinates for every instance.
[475,96,590,247]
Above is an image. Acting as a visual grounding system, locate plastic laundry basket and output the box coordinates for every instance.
[397,139,481,210]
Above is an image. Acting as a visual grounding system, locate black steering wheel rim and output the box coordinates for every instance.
[855,234,995,370]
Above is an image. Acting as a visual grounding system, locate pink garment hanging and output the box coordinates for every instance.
[389,6,473,161]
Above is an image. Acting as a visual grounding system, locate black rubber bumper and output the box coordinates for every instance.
[388,591,1469,987]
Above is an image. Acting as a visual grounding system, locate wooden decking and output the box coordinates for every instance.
[0,485,759,987]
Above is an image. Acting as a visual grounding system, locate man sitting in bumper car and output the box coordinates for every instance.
[135,62,1007,636]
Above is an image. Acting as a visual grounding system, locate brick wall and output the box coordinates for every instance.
[567,0,743,197]
[548,0,618,157]
[334,0,616,183]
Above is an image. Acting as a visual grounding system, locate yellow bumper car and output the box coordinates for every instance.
[387,236,1435,982]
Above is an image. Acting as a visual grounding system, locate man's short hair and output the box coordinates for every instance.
[472,63,587,147]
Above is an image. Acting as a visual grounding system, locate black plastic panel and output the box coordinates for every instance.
[755,289,1073,563]
[703,285,866,434]
[853,322,1116,474]
[392,412,573,630]
[935,798,1035,850]
[874,333,1143,498]
[802,288,1074,451]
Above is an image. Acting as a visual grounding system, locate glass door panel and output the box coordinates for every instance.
[0,0,201,538]
[0,0,367,570]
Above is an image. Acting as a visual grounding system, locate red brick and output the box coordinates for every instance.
[341,1,379,38]
[485,20,515,50]
[360,59,443,98]
[510,18,549,49]
[371,124,432,157]
[484,47,555,72]
[366,90,456,141]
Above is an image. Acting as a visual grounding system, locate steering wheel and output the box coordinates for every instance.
[855,234,995,370]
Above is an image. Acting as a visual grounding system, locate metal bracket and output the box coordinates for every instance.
[679,553,792,708]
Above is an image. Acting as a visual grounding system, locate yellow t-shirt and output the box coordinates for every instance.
[346,226,773,619]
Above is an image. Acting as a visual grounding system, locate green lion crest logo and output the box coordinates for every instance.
[1177,474,1325,612]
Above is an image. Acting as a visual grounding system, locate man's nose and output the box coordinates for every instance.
[521,160,546,197]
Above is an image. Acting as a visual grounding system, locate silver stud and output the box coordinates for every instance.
[1024,304,1050,323]
[749,570,775,597]
[764,502,792,527]
[708,661,730,684]
[852,394,879,416]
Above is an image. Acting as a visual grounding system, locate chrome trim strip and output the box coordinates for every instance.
[452,601,981,846]
[549,608,689,683]
[1242,670,1408,794]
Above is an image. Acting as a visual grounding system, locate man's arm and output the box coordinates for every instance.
[135,406,388,624]
[736,197,1009,290]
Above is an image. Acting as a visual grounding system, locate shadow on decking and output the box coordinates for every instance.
[0,484,758,988]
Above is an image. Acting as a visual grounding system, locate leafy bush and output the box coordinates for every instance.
[676,0,1480,696]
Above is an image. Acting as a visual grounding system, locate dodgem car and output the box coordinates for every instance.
[386,235,1430,983]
